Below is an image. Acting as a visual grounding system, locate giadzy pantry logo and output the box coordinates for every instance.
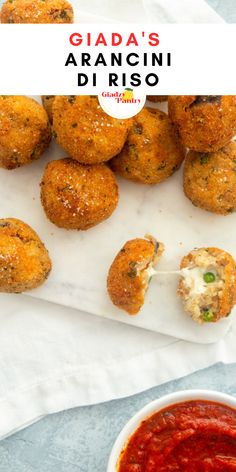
[98,88,146,119]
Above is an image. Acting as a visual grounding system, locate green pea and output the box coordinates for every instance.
[203,272,216,283]
[202,310,214,322]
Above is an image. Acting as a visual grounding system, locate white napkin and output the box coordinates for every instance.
[1,293,236,439]
[0,0,230,439]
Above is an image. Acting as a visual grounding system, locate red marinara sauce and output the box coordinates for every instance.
[118,400,236,471]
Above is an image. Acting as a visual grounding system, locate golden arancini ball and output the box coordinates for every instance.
[52,96,132,165]
[0,96,51,169]
[168,95,236,152]
[0,218,51,293]
[110,108,185,185]
[147,96,168,102]
[178,247,236,324]
[183,142,236,215]
[0,0,73,23]
[107,235,164,315]
[41,158,119,230]
[41,95,55,123]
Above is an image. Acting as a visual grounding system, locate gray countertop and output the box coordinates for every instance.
[0,1,235,471]
[0,363,236,472]
[207,0,236,22]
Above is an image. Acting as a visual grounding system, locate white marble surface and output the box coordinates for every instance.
[0,98,235,343]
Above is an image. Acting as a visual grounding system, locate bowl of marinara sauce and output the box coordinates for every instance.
[107,390,236,472]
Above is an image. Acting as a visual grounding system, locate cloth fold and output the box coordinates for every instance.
[0,293,236,439]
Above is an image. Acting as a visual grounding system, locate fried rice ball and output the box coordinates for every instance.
[107,235,164,315]
[168,95,236,152]
[147,96,168,102]
[110,108,185,185]
[0,0,73,23]
[178,247,236,324]
[52,96,132,165]
[41,158,119,230]
[183,141,236,215]
[0,96,51,169]
[0,218,51,293]
[41,95,55,123]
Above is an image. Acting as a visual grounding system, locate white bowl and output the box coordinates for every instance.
[107,389,236,472]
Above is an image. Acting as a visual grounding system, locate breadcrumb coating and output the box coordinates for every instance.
[41,158,119,230]
[52,96,133,165]
[183,141,236,215]
[107,235,164,315]
[168,95,236,152]
[0,218,51,292]
[0,96,51,169]
[110,108,185,184]
[0,0,73,23]
[147,96,168,102]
